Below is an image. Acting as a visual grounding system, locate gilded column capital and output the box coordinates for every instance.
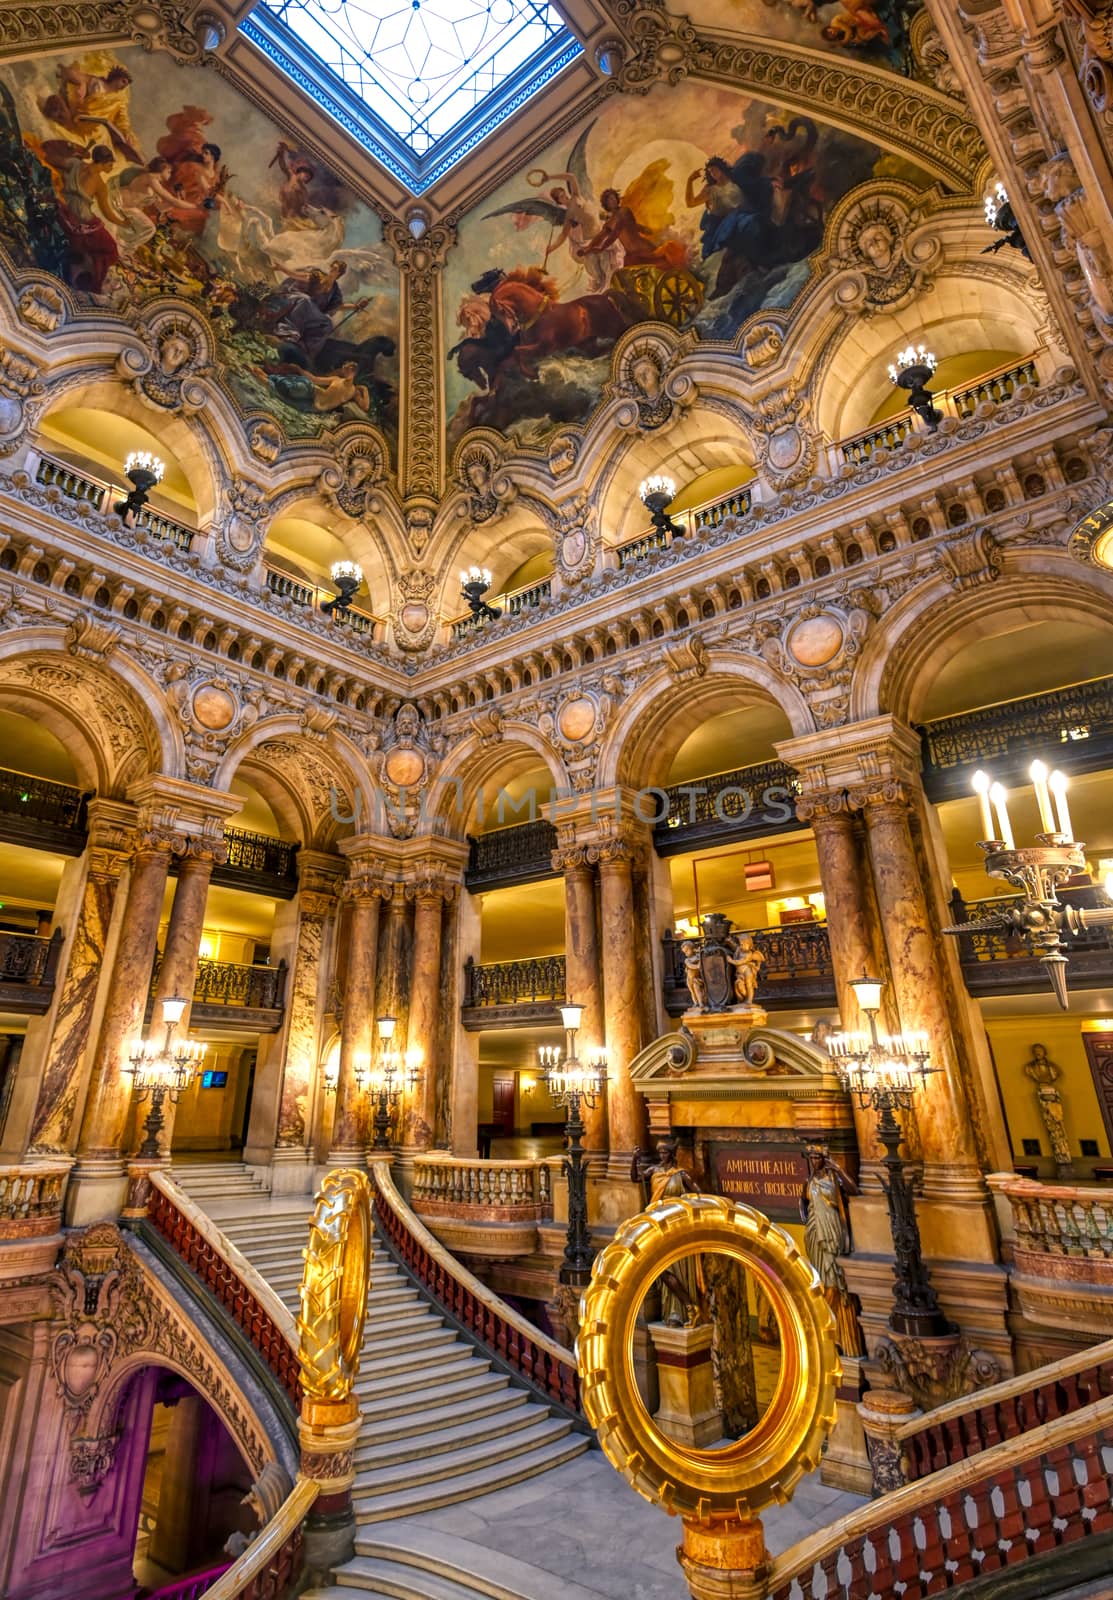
[794,786,852,825]
[552,843,591,873]
[847,779,913,814]
[404,870,458,907]
[584,822,644,868]
[339,869,393,906]
[777,717,923,819]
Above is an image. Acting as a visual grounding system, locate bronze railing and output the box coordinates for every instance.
[0,929,64,1012]
[212,828,299,898]
[661,923,836,1013]
[919,674,1113,798]
[0,765,90,853]
[191,958,287,1010]
[949,887,1113,995]
[653,759,802,854]
[462,953,565,1009]
[465,819,558,888]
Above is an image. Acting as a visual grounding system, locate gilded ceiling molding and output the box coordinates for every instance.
[384,218,457,507]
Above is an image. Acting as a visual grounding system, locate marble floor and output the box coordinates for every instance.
[385,1449,866,1600]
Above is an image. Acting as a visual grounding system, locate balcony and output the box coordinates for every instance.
[465,819,557,889]
[0,929,63,1013]
[661,924,836,1014]
[263,564,379,639]
[411,1154,552,1257]
[148,956,288,1033]
[652,760,803,856]
[989,1173,1113,1335]
[920,675,1113,801]
[615,486,753,571]
[35,453,195,551]
[0,766,90,854]
[461,954,565,1029]
[450,576,554,641]
[949,887,1113,996]
[839,357,1039,467]
[207,828,299,900]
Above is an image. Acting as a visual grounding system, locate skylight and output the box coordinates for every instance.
[243,0,581,193]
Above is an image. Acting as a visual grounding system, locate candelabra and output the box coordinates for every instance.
[539,1003,608,1286]
[460,566,501,622]
[639,474,682,538]
[887,346,940,431]
[127,997,205,1160]
[945,762,1113,1010]
[983,181,1030,260]
[826,978,953,1338]
[369,1017,421,1149]
[115,450,165,520]
[322,560,363,616]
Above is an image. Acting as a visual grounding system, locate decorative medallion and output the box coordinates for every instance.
[785,613,845,668]
[192,683,238,731]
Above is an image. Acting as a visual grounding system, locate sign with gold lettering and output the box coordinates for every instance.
[711,1144,808,1221]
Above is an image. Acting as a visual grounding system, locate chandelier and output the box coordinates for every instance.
[116,450,165,520]
[638,475,682,539]
[460,566,501,622]
[887,345,940,431]
[322,560,363,616]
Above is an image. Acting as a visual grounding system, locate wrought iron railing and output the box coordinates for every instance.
[462,953,565,1009]
[191,959,288,1010]
[35,453,195,549]
[949,886,1113,994]
[920,675,1113,796]
[661,923,835,1013]
[412,1155,552,1217]
[840,356,1040,465]
[465,819,557,888]
[263,564,378,637]
[449,576,554,639]
[0,765,90,842]
[653,759,802,853]
[370,1159,581,1415]
[614,485,754,568]
[218,828,299,889]
[0,928,63,992]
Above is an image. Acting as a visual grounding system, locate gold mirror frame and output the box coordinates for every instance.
[578,1193,839,1522]
[298,1168,373,1402]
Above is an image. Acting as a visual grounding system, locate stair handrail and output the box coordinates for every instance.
[369,1157,581,1415]
[768,1391,1113,1599]
[142,1559,232,1600]
[144,1168,300,1405]
[200,1476,317,1600]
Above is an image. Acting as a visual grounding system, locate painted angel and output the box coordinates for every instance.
[482,123,620,291]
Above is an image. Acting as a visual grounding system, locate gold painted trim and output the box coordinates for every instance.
[297,1167,373,1401]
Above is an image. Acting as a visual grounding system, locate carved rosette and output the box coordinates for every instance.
[164,664,270,782]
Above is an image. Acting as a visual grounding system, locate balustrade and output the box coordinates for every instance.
[615,485,754,569]
[449,576,553,639]
[920,674,1113,797]
[653,759,801,853]
[661,923,835,1013]
[992,1175,1113,1264]
[0,1159,69,1237]
[159,957,288,1011]
[370,1160,581,1415]
[263,564,377,636]
[0,766,89,833]
[465,819,558,888]
[461,953,565,1012]
[0,929,64,1012]
[840,357,1041,465]
[35,454,195,549]
[412,1155,552,1218]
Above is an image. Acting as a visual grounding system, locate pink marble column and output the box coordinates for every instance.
[557,847,606,1155]
[856,787,981,1184]
[595,840,646,1175]
[150,845,218,1157]
[74,841,175,1163]
[329,879,384,1160]
[276,885,335,1149]
[405,876,452,1149]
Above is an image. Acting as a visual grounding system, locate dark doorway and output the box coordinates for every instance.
[492,1073,516,1136]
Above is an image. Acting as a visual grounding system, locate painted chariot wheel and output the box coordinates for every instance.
[653,268,704,326]
[577,1192,839,1522]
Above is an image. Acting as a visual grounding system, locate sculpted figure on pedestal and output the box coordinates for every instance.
[633,1140,706,1326]
[1023,1041,1073,1174]
[1039,151,1113,330]
[799,1143,864,1357]
[727,932,765,1005]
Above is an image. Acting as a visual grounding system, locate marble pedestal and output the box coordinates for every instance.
[682,1008,769,1064]
[270,1146,315,1193]
[64,1156,128,1225]
[649,1321,721,1448]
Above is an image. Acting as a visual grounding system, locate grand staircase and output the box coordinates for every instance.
[172,1165,589,1538]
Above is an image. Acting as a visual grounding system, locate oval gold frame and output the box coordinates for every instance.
[298,1168,373,1402]
[577,1193,840,1522]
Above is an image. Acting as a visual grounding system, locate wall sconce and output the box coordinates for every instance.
[639,475,681,538]
[888,346,940,431]
[460,566,501,622]
[116,450,165,519]
[322,560,363,616]
[983,181,1029,259]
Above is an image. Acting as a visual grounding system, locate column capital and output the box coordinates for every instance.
[404,862,460,906]
[125,774,242,860]
[85,798,140,878]
[552,842,592,873]
[298,850,345,915]
[777,717,923,818]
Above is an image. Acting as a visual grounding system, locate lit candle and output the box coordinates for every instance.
[1029,760,1055,834]
[972,770,994,841]
[989,782,1015,850]
[1049,770,1073,841]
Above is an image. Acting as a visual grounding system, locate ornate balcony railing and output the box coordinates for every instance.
[449,576,554,640]
[920,674,1113,799]
[950,887,1113,995]
[989,1173,1113,1337]
[211,828,299,899]
[0,929,64,1013]
[461,954,566,1028]
[192,958,287,1010]
[653,759,802,854]
[840,357,1040,465]
[0,765,90,852]
[615,485,754,569]
[662,923,836,1014]
[412,1155,552,1219]
[464,818,558,888]
[370,1159,582,1416]
[143,1170,301,1408]
[263,564,378,637]
[36,453,195,550]
[0,1158,69,1239]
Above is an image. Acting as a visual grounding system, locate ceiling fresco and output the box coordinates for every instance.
[0,47,401,452]
[444,78,933,450]
[676,0,923,74]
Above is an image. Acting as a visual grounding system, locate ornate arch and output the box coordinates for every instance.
[428,725,568,838]
[213,718,376,848]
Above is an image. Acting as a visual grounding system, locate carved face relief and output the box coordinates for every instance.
[159,332,192,374]
[631,355,661,399]
[857,221,895,271]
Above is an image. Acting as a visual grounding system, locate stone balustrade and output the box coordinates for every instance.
[988,1173,1113,1335]
[0,1157,71,1279]
[412,1154,552,1219]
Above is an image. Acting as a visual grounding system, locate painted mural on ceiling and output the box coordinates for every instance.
[0,49,400,451]
[678,0,923,73]
[445,79,931,450]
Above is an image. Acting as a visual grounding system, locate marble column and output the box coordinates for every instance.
[68,836,177,1222]
[328,872,385,1163]
[405,875,453,1150]
[594,838,646,1177]
[150,845,219,1158]
[276,885,336,1153]
[556,846,606,1155]
[376,893,411,1057]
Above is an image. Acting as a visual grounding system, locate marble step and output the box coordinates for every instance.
[353,1434,588,1521]
[360,1321,452,1356]
[305,1562,497,1600]
[353,1414,570,1491]
[357,1365,505,1422]
[352,1386,529,1453]
[353,1347,478,1396]
[340,1530,611,1600]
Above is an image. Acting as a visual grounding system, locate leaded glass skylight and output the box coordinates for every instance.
[243,0,581,194]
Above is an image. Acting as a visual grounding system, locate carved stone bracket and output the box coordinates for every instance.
[871,1331,1003,1412]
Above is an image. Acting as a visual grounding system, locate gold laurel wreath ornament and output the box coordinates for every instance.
[577,1193,839,1599]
